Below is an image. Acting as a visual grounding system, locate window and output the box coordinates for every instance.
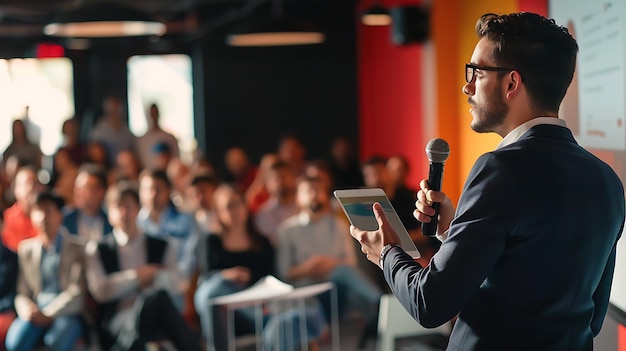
[0,58,74,157]
[127,54,195,164]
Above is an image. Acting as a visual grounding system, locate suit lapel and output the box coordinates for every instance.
[31,239,43,295]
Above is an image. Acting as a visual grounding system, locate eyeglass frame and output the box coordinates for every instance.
[465,63,515,83]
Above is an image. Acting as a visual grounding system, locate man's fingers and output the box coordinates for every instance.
[372,202,389,228]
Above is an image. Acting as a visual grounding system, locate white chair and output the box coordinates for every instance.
[377,294,451,351]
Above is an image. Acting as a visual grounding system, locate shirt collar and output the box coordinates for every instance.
[297,212,312,225]
[113,227,144,247]
[497,117,567,149]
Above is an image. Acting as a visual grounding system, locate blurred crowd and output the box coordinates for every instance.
[0,95,440,351]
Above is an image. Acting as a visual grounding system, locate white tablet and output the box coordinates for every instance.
[334,188,421,259]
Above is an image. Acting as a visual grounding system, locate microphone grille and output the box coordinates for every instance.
[425,138,450,163]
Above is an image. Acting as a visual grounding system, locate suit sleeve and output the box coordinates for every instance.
[14,244,37,320]
[84,240,140,303]
[383,153,513,328]
[590,241,618,336]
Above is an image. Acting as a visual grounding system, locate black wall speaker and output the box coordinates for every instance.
[390,6,429,45]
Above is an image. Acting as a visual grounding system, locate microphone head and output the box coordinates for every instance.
[425,138,450,163]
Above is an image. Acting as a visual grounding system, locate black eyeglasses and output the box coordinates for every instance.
[465,63,514,83]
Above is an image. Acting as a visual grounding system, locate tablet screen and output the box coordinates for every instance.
[334,188,420,259]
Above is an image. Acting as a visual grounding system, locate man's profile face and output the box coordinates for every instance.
[139,176,170,212]
[74,172,105,212]
[31,201,62,237]
[465,38,509,134]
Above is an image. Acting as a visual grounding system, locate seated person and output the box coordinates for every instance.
[63,163,112,243]
[0,238,18,351]
[194,183,324,350]
[277,175,382,340]
[5,192,86,351]
[1,166,43,253]
[254,160,299,246]
[136,169,200,308]
[84,182,200,351]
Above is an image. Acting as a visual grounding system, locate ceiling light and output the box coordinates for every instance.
[44,2,166,38]
[226,0,324,47]
[227,18,324,47]
[362,2,392,26]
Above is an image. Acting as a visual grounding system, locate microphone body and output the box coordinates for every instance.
[422,138,450,236]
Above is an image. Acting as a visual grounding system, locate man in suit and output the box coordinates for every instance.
[63,163,112,243]
[5,191,87,351]
[351,12,625,351]
[84,182,199,351]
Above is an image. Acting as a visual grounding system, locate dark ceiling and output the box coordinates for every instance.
[0,0,354,39]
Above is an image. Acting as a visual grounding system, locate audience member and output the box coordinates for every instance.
[186,173,221,235]
[362,156,420,236]
[254,160,299,246]
[328,136,363,189]
[151,142,173,172]
[5,192,87,351]
[245,153,278,214]
[85,141,111,173]
[1,167,43,253]
[386,154,412,191]
[304,159,342,213]
[51,148,78,207]
[135,103,179,170]
[166,158,191,211]
[137,169,199,301]
[89,95,135,166]
[224,147,257,191]
[59,118,88,166]
[276,175,381,342]
[194,183,323,350]
[84,183,199,351]
[63,164,112,243]
[0,238,18,351]
[277,134,307,177]
[110,150,141,185]
[1,120,42,171]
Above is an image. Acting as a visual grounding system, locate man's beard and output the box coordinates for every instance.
[309,202,323,213]
[470,88,508,133]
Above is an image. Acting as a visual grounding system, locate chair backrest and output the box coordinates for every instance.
[377,294,451,351]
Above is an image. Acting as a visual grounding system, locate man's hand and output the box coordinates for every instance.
[30,311,53,326]
[136,264,160,288]
[307,255,340,279]
[414,179,455,237]
[350,202,401,267]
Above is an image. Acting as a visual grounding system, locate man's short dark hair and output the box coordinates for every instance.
[139,169,172,189]
[35,191,65,211]
[475,12,578,112]
[78,163,108,189]
[106,181,139,207]
[362,155,388,169]
[189,173,221,188]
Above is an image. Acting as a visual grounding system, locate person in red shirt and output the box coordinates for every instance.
[1,166,42,252]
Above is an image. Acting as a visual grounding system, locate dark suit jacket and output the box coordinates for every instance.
[383,125,625,351]
[63,208,112,240]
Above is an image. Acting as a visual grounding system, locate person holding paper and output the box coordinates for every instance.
[194,183,323,350]
[350,12,625,351]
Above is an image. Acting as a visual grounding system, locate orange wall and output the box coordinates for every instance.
[359,1,623,349]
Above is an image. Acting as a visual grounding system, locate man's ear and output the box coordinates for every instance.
[505,70,523,99]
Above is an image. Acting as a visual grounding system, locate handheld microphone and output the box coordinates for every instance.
[422,138,450,236]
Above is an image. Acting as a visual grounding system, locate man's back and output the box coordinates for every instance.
[402,125,625,350]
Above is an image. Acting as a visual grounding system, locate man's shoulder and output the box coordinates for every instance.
[277,214,304,235]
